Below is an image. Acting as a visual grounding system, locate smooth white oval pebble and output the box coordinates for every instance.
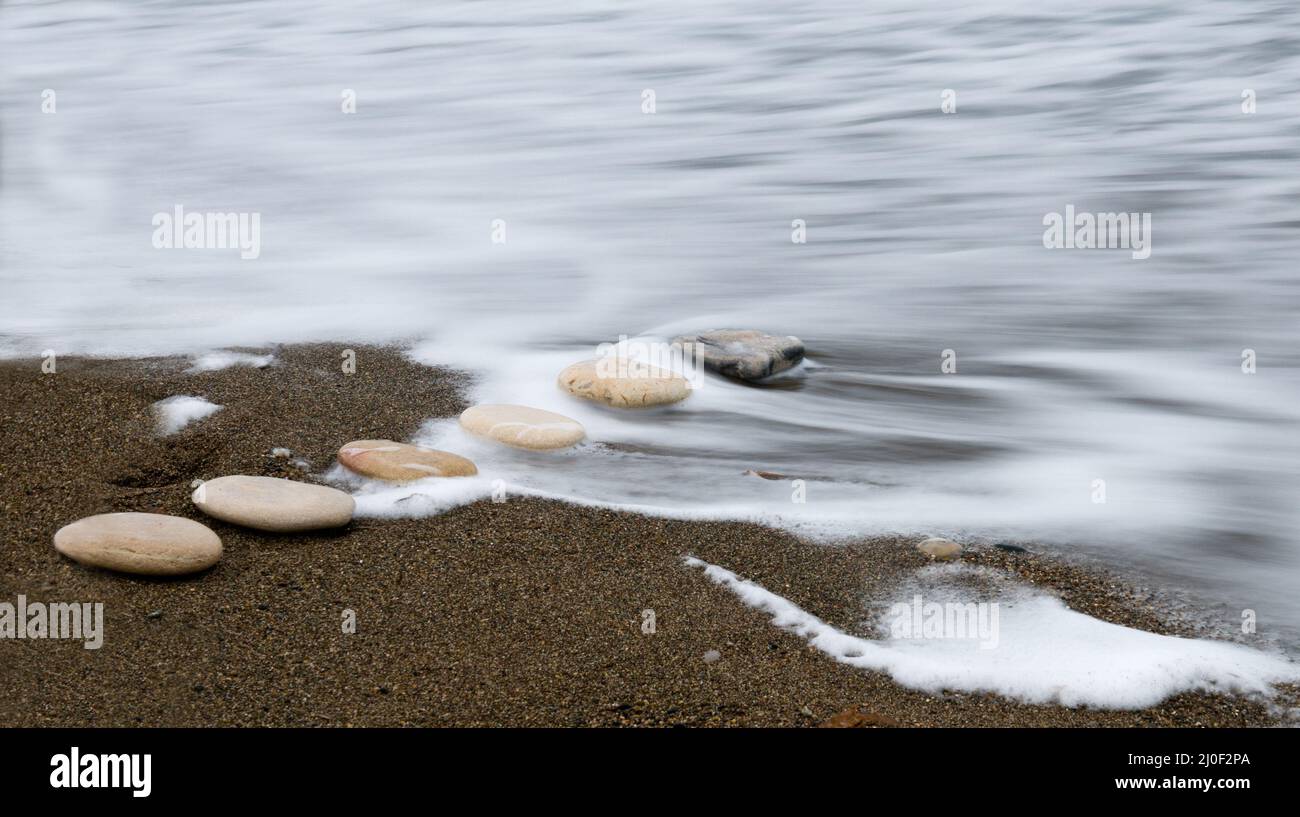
[193,475,355,532]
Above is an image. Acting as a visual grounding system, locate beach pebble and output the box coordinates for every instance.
[192,475,355,532]
[673,329,804,381]
[458,404,586,450]
[557,359,690,408]
[703,649,722,664]
[53,512,222,576]
[337,440,477,481]
[818,706,902,728]
[917,537,962,561]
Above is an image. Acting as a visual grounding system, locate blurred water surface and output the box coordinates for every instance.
[4,0,1300,649]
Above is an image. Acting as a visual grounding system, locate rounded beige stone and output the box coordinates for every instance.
[192,475,355,532]
[458,404,586,450]
[53,512,222,576]
[557,359,690,408]
[917,537,962,561]
[337,439,477,481]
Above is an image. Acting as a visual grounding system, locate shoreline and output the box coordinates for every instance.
[0,344,1293,727]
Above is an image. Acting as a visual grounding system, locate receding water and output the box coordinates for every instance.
[4,0,1299,651]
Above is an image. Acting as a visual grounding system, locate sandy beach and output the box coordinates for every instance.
[0,345,1292,727]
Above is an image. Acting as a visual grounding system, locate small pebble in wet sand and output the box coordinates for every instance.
[53,512,222,576]
[703,649,722,664]
[558,359,690,407]
[193,475,355,532]
[673,329,804,381]
[917,537,962,561]
[338,440,477,481]
[459,404,586,450]
[818,706,903,728]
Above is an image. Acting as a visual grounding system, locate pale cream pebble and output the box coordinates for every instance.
[556,360,690,408]
[193,475,355,532]
[54,512,222,576]
[916,537,962,561]
[459,404,586,449]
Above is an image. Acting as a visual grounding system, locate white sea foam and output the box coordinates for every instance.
[350,476,497,519]
[153,396,221,436]
[186,352,274,373]
[685,557,1300,709]
[316,461,491,515]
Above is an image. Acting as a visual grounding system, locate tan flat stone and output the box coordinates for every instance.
[458,404,585,450]
[54,512,222,576]
[338,440,477,481]
[557,359,690,408]
[917,537,962,561]
[192,475,355,532]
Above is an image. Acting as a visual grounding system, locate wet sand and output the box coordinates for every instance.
[0,345,1290,727]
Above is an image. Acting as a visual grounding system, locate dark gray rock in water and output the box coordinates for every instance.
[674,329,804,381]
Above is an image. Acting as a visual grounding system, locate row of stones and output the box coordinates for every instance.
[52,403,583,574]
[53,330,822,575]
